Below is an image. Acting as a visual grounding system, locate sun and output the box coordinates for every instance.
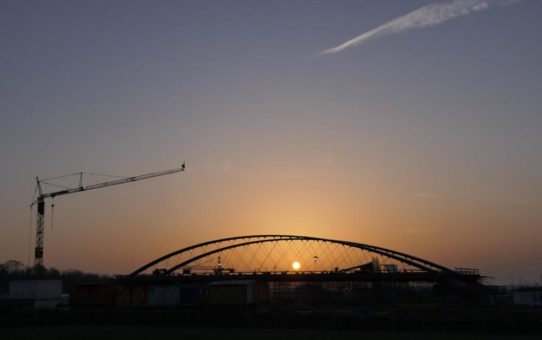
[292,261,301,271]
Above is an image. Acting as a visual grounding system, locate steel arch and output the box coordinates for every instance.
[130,235,455,276]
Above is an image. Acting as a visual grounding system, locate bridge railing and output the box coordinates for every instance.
[454,267,480,276]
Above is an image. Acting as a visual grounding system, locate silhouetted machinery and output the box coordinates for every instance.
[30,163,186,266]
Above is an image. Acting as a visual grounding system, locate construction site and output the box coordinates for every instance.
[1,165,541,336]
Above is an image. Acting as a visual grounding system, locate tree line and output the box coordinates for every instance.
[0,260,111,294]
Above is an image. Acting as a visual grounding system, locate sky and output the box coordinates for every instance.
[1,0,541,284]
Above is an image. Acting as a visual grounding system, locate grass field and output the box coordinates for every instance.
[0,326,540,340]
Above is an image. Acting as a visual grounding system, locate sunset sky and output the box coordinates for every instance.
[1,0,541,284]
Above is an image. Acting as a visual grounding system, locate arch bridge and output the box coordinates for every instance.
[130,235,479,283]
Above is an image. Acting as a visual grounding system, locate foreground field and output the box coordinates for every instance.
[0,326,540,340]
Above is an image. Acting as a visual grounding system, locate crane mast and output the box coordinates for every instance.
[31,163,185,267]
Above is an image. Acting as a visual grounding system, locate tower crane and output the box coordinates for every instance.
[30,163,186,267]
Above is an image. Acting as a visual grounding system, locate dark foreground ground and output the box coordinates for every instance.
[1,326,542,340]
[2,306,542,338]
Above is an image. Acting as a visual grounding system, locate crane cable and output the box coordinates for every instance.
[28,205,33,266]
[50,198,55,231]
[28,184,39,266]
[85,172,127,179]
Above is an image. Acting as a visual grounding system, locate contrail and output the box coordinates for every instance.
[322,0,523,55]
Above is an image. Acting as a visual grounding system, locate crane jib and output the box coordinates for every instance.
[32,163,185,267]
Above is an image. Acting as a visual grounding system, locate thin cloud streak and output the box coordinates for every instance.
[322,0,524,55]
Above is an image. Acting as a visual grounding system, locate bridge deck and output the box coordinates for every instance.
[120,271,482,284]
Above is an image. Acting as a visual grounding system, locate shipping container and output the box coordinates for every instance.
[179,284,206,305]
[208,280,268,305]
[146,285,180,306]
[513,287,542,306]
[9,280,62,299]
[115,284,146,307]
[8,280,62,309]
[71,283,115,306]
